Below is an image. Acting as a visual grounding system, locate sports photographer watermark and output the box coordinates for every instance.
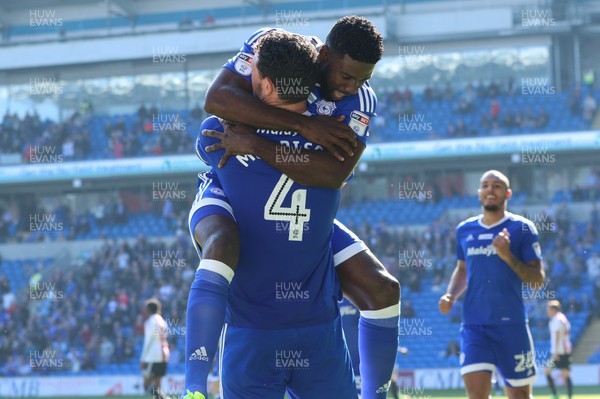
[521,9,556,29]
[399,318,433,337]
[399,113,433,133]
[30,350,65,372]
[275,77,312,100]
[155,318,186,337]
[521,78,556,97]
[152,182,188,201]
[30,9,63,28]
[398,45,433,65]
[29,78,63,96]
[275,349,310,370]
[30,282,64,301]
[152,250,187,269]
[29,214,63,232]
[398,387,432,399]
[522,281,556,300]
[519,144,556,166]
[152,113,187,134]
[398,181,433,201]
[522,212,557,235]
[275,145,309,166]
[275,10,309,26]
[29,146,63,163]
[152,45,186,63]
[275,281,310,302]
[399,250,433,270]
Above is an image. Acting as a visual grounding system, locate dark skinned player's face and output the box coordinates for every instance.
[319,46,375,101]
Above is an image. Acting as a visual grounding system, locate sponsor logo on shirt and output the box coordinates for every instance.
[467,245,497,257]
[234,52,253,76]
[349,110,370,137]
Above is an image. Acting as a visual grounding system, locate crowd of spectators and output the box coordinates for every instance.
[375,79,597,140]
[0,111,91,161]
[0,190,193,244]
[0,235,197,376]
[2,80,597,163]
[0,197,599,375]
[0,102,208,163]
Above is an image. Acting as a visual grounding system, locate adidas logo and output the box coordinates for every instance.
[376,380,391,393]
[189,347,209,361]
[466,234,474,241]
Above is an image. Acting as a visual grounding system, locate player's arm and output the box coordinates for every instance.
[439,260,467,314]
[205,64,357,161]
[203,121,363,189]
[493,227,545,285]
[504,258,544,286]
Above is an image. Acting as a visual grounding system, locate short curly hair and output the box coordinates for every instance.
[254,31,319,104]
[326,16,384,64]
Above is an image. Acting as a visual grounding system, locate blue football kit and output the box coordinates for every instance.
[184,27,398,399]
[456,212,543,387]
[193,114,356,398]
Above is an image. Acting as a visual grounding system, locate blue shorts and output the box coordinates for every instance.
[219,315,357,399]
[188,171,368,262]
[460,323,537,387]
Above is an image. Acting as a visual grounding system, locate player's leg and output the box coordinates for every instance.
[460,325,496,399]
[463,372,493,399]
[184,171,239,398]
[559,355,573,399]
[340,298,361,393]
[544,364,558,398]
[491,324,536,399]
[286,316,358,399]
[333,220,400,399]
[220,324,288,399]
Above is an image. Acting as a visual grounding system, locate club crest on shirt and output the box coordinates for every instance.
[234,52,253,76]
[316,99,336,116]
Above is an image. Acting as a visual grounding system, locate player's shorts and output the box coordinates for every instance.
[550,354,571,370]
[143,362,167,378]
[460,323,537,387]
[220,315,357,399]
[188,171,368,262]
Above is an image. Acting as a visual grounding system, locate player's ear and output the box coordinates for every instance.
[319,45,329,62]
[263,76,275,97]
[506,188,512,200]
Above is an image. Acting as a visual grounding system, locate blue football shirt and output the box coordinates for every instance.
[456,212,543,325]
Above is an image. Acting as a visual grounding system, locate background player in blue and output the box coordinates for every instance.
[189,31,357,399]
[438,170,545,399]
[187,16,399,399]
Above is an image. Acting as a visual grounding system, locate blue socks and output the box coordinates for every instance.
[358,304,400,399]
[184,260,234,396]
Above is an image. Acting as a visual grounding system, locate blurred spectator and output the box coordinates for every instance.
[569,86,582,115]
[582,93,597,122]
[588,253,600,279]
[402,300,416,318]
[444,339,460,358]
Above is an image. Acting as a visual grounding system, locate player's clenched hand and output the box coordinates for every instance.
[438,293,455,314]
[299,115,357,162]
[203,121,257,168]
[492,228,512,261]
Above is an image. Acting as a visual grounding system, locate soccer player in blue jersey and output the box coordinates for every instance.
[189,31,356,399]
[438,170,545,399]
[185,16,399,399]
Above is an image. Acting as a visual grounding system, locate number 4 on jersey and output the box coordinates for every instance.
[264,175,311,241]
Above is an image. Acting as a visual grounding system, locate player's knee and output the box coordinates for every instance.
[371,273,400,309]
[203,227,240,266]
